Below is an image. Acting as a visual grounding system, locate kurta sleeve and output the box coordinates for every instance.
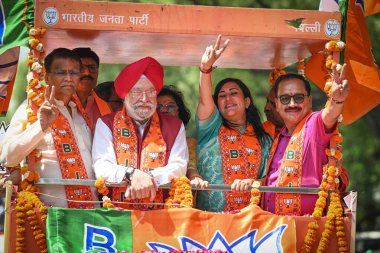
[0,100,46,166]
[150,123,188,185]
[92,118,128,183]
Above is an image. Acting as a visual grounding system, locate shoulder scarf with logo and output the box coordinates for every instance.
[50,99,94,208]
[218,124,261,211]
[112,108,167,210]
[272,114,310,216]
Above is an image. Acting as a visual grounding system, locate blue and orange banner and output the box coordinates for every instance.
[46,205,297,252]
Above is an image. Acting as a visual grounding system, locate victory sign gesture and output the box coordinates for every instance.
[200,34,230,72]
[38,85,59,131]
[330,63,350,104]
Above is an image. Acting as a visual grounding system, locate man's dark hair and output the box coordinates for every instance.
[158,85,191,126]
[273,73,311,97]
[72,47,100,66]
[44,48,81,73]
[213,78,270,148]
[93,81,115,101]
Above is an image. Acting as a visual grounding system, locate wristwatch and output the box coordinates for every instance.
[124,166,135,181]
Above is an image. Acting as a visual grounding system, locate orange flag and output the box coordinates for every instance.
[307,0,380,125]
[365,0,380,16]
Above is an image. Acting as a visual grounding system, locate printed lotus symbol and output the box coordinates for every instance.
[121,143,130,151]
[227,136,237,142]
[147,225,287,253]
[245,148,254,154]
[58,130,67,136]
[74,189,82,196]
[231,165,241,173]
[149,152,159,161]
[67,157,76,165]
[283,199,293,207]
[284,166,294,175]
[234,196,243,204]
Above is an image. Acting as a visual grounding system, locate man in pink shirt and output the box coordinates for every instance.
[263,66,350,216]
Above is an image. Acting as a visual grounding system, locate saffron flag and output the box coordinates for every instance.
[364,0,380,16]
[307,0,380,124]
[45,206,298,252]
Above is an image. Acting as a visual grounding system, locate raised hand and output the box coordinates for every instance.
[200,34,230,72]
[38,85,59,131]
[331,64,350,103]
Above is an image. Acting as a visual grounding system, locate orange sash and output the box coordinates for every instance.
[218,124,261,211]
[91,90,112,116]
[50,99,94,208]
[273,114,310,216]
[112,108,167,210]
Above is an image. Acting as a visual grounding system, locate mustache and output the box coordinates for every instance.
[80,75,93,80]
[133,102,154,109]
[285,107,301,112]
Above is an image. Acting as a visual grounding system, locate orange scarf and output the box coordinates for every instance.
[112,108,167,210]
[218,124,261,211]
[50,99,94,208]
[270,114,310,216]
[91,90,112,116]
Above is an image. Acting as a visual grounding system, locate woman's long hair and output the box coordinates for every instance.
[158,85,191,126]
[212,78,270,147]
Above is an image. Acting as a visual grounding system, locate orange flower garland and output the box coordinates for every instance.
[249,181,261,206]
[16,191,47,253]
[94,177,115,208]
[269,69,286,85]
[301,40,347,253]
[165,176,193,208]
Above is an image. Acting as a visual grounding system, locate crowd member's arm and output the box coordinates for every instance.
[197,34,229,121]
[185,138,209,189]
[322,64,350,131]
[0,86,58,166]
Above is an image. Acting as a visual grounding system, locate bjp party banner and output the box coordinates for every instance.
[46,205,297,252]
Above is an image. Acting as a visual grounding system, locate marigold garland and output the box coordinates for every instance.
[16,191,47,253]
[269,69,286,85]
[165,176,193,208]
[94,177,115,208]
[301,40,347,253]
[249,181,261,206]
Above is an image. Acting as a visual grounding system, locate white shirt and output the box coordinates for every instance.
[92,117,188,186]
[0,99,99,207]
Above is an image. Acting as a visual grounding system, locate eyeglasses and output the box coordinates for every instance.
[51,69,81,78]
[157,104,178,113]
[80,64,98,73]
[278,93,307,105]
[130,89,157,99]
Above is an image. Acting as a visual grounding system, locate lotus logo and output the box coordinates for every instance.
[234,196,243,204]
[283,198,293,207]
[149,152,159,161]
[74,189,82,196]
[67,157,76,165]
[245,148,254,154]
[147,226,288,252]
[120,143,130,151]
[228,136,237,142]
[58,130,66,136]
[284,166,294,175]
[231,164,241,173]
